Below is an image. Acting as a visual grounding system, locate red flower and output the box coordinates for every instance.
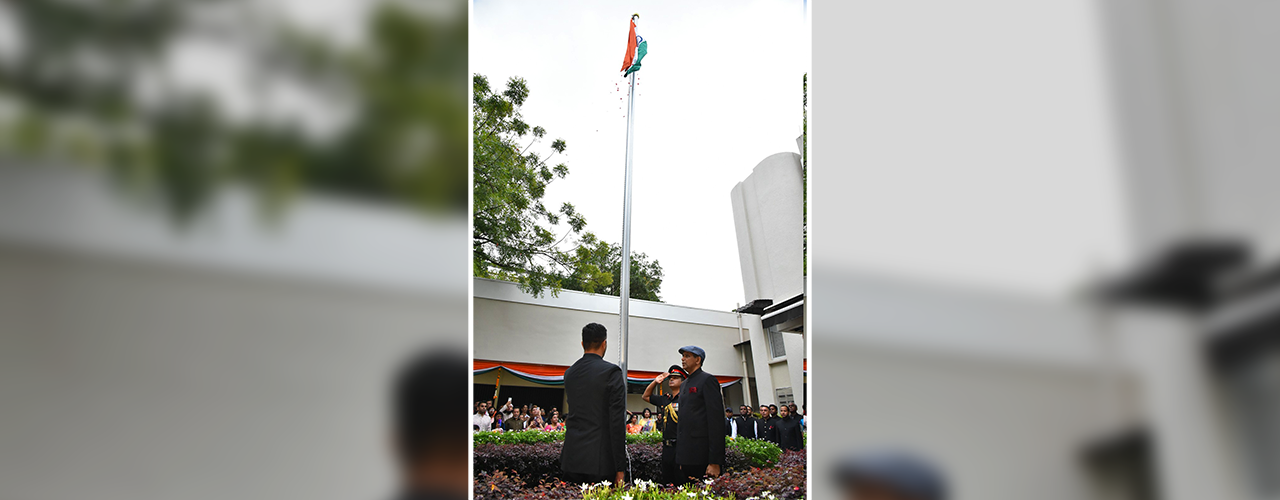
[690,387,698,393]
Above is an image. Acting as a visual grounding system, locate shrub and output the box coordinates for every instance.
[728,437,783,468]
[708,450,807,500]
[474,429,565,445]
[474,441,757,486]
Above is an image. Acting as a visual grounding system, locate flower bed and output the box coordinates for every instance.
[474,451,807,500]
[473,442,756,486]
[474,429,663,446]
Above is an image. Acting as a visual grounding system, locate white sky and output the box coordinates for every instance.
[813,0,1132,299]
[473,0,809,310]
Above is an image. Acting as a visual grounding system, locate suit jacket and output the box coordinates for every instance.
[503,417,525,432]
[761,416,781,444]
[733,416,757,440]
[675,367,726,466]
[560,353,627,476]
[776,414,804,451]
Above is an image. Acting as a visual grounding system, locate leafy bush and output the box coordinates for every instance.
[728,437,783,468]
[626,431,663,445]
[474,462,808,500]
[708,450,807,500]
[474,429,565,446]
[474,441,756,486]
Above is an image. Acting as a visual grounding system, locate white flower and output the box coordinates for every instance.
[704,479,715,485]
[581,483,590,491]
[686,493,697,498]
[622,495,632,500]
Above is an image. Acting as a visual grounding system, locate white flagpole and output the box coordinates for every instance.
[619,17,638,381]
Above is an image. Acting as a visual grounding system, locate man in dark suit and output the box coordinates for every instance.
[775,404,804,451]
[560,323,627,486]
[502,408,526,431]
[675,345,726,482]
[724,408,734,437]
[734,405,757,440]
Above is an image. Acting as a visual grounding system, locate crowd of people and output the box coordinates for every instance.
[475,323,808,489]
[472,400,565,432]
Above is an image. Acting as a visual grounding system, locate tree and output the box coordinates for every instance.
[0,0,468,218]
[472,73,664,300]
[561,233,664,302]
[472,73,583,297]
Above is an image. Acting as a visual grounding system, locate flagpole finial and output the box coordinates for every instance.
[632,13,639,21]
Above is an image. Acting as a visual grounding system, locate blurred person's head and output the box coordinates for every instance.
[726,408,734,418]
[550,414,560,424]
[741,405,750,415]
[780,405,791,418]
[582,323,608,354]
[837,452,947,500]
[628,414,638,425]
[760,405,769,417]
[789,403,798,414]
[392,348,468,498]
[642,408,652,418]
[770,404,778,416]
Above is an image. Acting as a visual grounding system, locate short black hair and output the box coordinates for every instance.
[393,347,467,463]
[582,322,608,349]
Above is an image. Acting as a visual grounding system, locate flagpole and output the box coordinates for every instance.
[619,15,638,383]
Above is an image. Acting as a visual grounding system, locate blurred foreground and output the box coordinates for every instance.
[0,1,468,499]
[815,2,1280,500]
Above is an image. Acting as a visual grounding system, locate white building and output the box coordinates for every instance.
[472,146,809,415]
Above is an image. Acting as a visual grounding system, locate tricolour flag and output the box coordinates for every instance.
[620,17,648,76]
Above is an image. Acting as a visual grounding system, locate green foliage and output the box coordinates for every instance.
[626,430,664,445]
[473,429,564,446]
[473,429,663,446]
[473,73,663,300]
[582,481,734,500]
[0,1,468,218]
[562,233,665,302]
[728,436,783,468]
[473,73,584,297]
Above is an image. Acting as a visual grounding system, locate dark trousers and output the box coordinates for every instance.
[661,445,683,486]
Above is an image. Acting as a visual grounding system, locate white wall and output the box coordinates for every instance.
[0,165,468,500]
[730,152,805,303]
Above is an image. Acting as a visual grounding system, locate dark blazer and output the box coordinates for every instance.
[675,367,726,466]
[560,353,627,476]
[733,416,756,440]
[776,414,804,451]
[761,416,781,445]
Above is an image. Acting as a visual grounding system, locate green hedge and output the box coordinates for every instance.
[474,430,784,469]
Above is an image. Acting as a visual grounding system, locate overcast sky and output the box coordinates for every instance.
[473,0,810,310]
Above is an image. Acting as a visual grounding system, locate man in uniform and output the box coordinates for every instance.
[560,323,627,486]
[775,404,805,451]
[642,364,688,485]
[675,345,726,482]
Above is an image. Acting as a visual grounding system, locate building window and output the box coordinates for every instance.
[768,325,786,359]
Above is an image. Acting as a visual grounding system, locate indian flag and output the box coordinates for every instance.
[620,16,648,76]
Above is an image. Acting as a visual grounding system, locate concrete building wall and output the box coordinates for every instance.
[810,340,1120,500]
[1099,0,1280,258]
[0,165,467,500]
[730,152,805,303]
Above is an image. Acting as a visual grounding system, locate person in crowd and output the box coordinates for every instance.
[640,408,656,432]
[473,403,492,432]
[788,403,799,418]
[761,405,781,445]
[488,408,501,431]
[560,322,627,486]
[800,404,807,432]
[725,408,736,438]
[836,451,948,500]
[503,407,526,432]
[756,404,771,438]
[675,345,726,482]
[546,414,564,431]
[390,348,467,500]
[626,414,642,434]
[643,364,688,486]
[775,404,804,451]
[499,399,514,421]
[530,413,546,430]
[735,405,757,440]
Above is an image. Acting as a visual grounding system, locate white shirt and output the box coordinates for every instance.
[473,413,492,431]
[730,417,738,438]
